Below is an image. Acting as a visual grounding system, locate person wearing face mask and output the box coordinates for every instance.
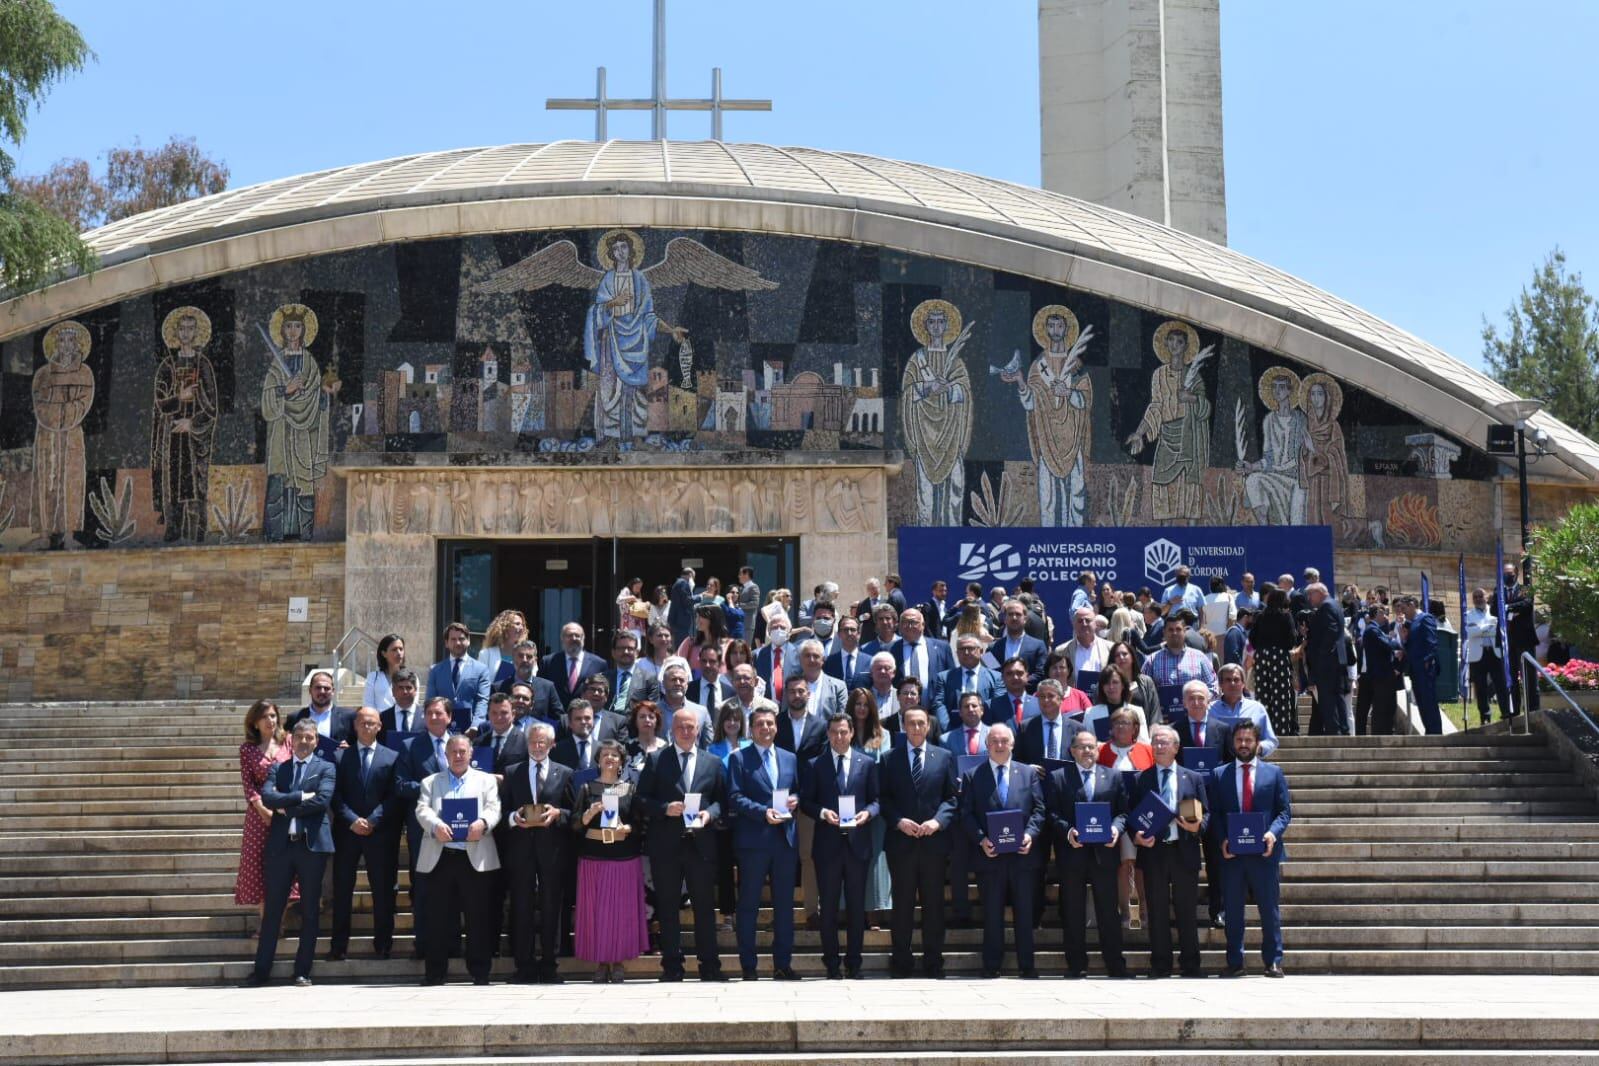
[810,602,840,656]
[755,612,794,703]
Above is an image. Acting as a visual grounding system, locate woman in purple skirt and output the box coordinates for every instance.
[572,739,648,982]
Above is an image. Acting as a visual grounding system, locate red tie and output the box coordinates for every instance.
[772,650,784,700]
[1242,762,1254,813]
[967,727,979,755]
[1197,721,1206,746]
[1014,696,1024,725]
[568,657,580,692]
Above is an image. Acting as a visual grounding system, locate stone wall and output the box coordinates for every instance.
[0,542,343,703]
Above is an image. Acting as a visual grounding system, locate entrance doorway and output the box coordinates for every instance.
[440,537,799,653]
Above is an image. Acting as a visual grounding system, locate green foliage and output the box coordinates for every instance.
[1530,501,1599,645]
[12,136,228,231]
[0,0,92,291]
[1482,248,1599,439]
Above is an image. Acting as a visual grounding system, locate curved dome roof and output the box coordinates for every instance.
[46,140,1599,482]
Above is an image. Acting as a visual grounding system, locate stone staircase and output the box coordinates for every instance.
[3,700,1599,988]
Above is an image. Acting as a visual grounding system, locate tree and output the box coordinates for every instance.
[1482,248,1599,439]
[0,0,92,291]
[12,136,229,231]
[1531,501,1599,646]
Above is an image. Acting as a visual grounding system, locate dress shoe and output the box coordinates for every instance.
[845,965,862,980]
[609,968,626,983]
[1264,964,1284,978]
[699,970,728,983]
[1210,915,1227,929]
[923,963,946,979]
[373,949,391,960]
[240,973,269,988]
[1221,966,1246,978]
[1107,968,1132,980]
[511,970,538,985]
[420,976,445,986]
[293,975,313,988]
[540,969,565,985]
[773,967,800,981]
[1180,968,1204,979]
[1148,970,1172,979]
[472,977,491,986]
[324,950,346,962]
[659,969,684,983]
[889,966,914,980]
[825,967,843,980]
[742,968,759,981]
[1019,968,1038,979]
[1064,970,1086,980]
[980,968,1002,979]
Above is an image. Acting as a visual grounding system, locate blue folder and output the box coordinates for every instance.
[1181,747,1219,773]
[956,754,987,779]
[314,735,339,760]
[1090,716,1112,742]
[1129,790,1175,840]
[571,766,600,788]
[1227,811,1267,855]
[986,808,1024,854]
[441,798,478,842]
[469,745,495,773]
[1074,801,1113,845]
[381,730,418,752]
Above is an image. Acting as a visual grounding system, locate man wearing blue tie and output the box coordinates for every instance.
[1397,595,1443,735]
[889,608,955,707]
[426,622,492,735]
[1047,727,1129,979]
[328,706,401,962]
[824,615,867,688]
[800,713,880,979]
[245,719,335,986]
[726,706,802,980]
[879,707,959,978]
[1132,725,1210,978]
[1210,720,1292,978]
[961,723,1045,978]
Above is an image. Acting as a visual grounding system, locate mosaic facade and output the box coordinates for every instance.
[0,229,1498,553]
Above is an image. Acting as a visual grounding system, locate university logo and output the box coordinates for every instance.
[957,542,1021,582]
[1143,538,1184,585]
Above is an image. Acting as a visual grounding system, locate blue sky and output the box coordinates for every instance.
[16,1,1598,371]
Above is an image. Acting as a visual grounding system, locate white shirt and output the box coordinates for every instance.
[673,744,698,789]
[442,770,470,850]
[829,747,853,782]
[309,706,332,736]
[1464,606,1500,662]
[1234,758,1260,807]
[288,759,310,835]
[1073,760,1096,799]
[362,671,395,711]
[1071,636,1111,676]
[391,703,421,732]
[1107,743,1136,772]
[902,642,927,687]
[1202,592,1235,636]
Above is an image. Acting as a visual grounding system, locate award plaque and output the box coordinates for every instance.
[1178,796,1204,824]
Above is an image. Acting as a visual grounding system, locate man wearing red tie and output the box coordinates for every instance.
[1209,720,1292,978]
[985,657,1040,728]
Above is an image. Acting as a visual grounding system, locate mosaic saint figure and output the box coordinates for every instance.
[1005,304,1093,525]
[151,306,219,541]
[901,299,974,526]
[30,320,96,547]
[259,303,332,541]
[1125,320,1213,522]
[1298,372,1351,529]
[472,231,777,445]
[1238,366,1307,525]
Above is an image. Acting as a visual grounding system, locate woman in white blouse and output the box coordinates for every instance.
[361,633,406,711]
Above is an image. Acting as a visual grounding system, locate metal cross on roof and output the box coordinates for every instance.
[545,0,771,141]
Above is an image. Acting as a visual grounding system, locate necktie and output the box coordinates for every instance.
[1162,767,1177,841]
[360,746,371,783]
[568,658,580,693]
[534,761,544,803]
[996,764,1008,807]
[493,734,504,759]
[846,652,855,679]
[773,650,784,700]
[679,748,692,790]
[578,738,589,769]
[764,746,776,783]
[967,727,979,755]
[433,736,444,763]
[1198,720,1206,746]
[399,708,411,732]
[618,670,630,703]
[908,644,921,684]
[1081,767,1092,799]
[1045,719,1056,760]
[290,761,305,835]
[1242,763,1255,812]
[963,669,974,693]
[836,752,847,792]
[1014,696,1024,725]
[911,746,923,786]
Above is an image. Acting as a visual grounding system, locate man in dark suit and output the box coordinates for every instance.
[859,602,899,660]
[986,657,1040,727]
[506,680,560,732]
[328,707,400,962]
[1359,602,1403,735]
[884,573,910,615]
[1493,561,1539,715]
[668,567,697,646]
[550,699,605,771]
[495,640,560,714]
[1016,679,1077,765]
[638,706,727,981]
[824,614,869,688]
[380,669,425,736]
[1172,680,1230,927]
[426,622,492,735]
[502,721,572,984]
[690,643,736,710]
[988,599,1048,691]
[939,634,1003,733]
[961,723,1046,977]
[1210,720,1292,977]
[395,697,455,957]
[918,579,955,638]
[853,577,885,625]
[801,714,880,979]
[543,622,608,711]
[1132,725,1210,978]
[1047,727,1129,979]
[475,694,529,950]
[879,706,959,978]
[1303,583,1351,735]
[889,607,956,706]
[1397,595,1443,735]
[775,677,830,762]
[244,718,335,986]
[727,706,803,980]
[286,670,355,746]
[604,630,659,714]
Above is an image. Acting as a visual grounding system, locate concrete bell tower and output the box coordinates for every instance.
[1039,0,1227,245]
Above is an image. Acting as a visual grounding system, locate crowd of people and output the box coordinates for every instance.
[236,560,1538,987]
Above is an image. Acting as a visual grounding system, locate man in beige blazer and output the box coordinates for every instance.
[415,734,501,985]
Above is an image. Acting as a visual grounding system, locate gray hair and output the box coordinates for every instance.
[526,721,556,742]
[956,633,984,650]
[1036,678,1064,699]
[870,651,896,669]
[661,656,691,680]
[1182,679,1211,697]
[987,722,1014,744]
[797,638,826,658]
[1304,582,1328,598]
[290,718,319,737]
[1151,724,1179,745]
[514,639,538,653]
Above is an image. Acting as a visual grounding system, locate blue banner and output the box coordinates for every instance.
[898,525,1334,630]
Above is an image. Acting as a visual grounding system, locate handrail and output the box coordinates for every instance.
[331,625,380,681]
[1521,652,1599,739]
